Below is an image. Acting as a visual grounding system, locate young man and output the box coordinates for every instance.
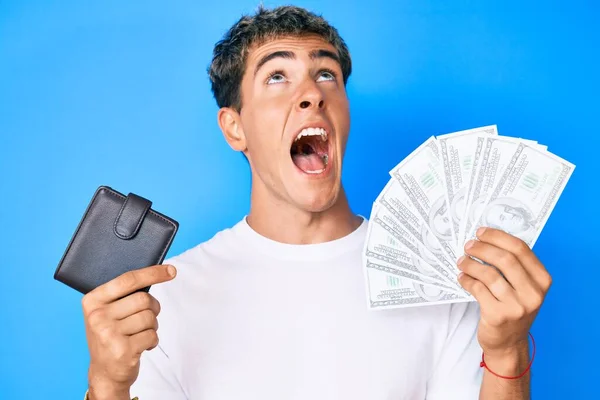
[82,5,552,400]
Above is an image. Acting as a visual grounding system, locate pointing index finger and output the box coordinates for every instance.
[91,264,177,304]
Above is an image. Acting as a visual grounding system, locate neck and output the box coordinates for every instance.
[246,183,362,245]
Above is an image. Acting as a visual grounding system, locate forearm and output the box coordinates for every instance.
[479,342,530,400]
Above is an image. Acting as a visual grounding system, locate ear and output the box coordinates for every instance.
[217,107,247,152]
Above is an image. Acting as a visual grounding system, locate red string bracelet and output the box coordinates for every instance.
[480,332,536,380]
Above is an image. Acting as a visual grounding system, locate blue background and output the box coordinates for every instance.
[1,0,597,398]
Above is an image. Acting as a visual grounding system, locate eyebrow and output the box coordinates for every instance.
[253,49,341,78]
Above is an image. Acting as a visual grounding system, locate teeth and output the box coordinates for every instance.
[305,168,325,174]
[294,127,328,142]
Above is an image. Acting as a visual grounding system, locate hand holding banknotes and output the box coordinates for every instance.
[82,264,177,400]
[360,124,575,393]
[457,226,551,363]
[363,124,574,310]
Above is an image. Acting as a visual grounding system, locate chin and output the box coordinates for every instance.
[288,182,342,213]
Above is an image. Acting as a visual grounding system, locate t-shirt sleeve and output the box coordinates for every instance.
[425,301,483,400]
[128,344,188,400]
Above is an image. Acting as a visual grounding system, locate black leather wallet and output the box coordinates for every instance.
[53,186,179,295]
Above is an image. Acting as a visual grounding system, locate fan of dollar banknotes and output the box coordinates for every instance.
[362,125,575,310]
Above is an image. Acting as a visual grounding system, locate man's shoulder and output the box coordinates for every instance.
[165,218,246,266]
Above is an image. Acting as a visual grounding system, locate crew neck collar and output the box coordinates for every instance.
[232,216,367,261]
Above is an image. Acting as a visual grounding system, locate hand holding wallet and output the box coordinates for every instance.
[53,185,179,295]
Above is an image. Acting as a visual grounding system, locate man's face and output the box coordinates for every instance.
[226,35,350,213]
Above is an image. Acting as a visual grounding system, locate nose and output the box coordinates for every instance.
[296,83,324,111]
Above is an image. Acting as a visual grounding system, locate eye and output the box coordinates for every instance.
[266,70,287,84]
[316,69,337,82]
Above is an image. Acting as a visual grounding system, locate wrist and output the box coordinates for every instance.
[87,370,131,400]
[482,339,530,376]
[87,385,131,400]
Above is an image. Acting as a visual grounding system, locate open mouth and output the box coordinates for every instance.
[290,127,330,175]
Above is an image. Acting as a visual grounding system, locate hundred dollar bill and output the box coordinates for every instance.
[437,125,498,249]
[389,136,460,259]
[375,179,460,278]
[364,262,473,310]
[370,205,470,296]
[466,142,575,247]
[458,135,525,247]
[522,140,546,151]
[363,213,461,294]
[458,136,545,247]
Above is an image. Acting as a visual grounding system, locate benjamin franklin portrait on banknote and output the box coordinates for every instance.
[412,282,448,302]
[450,187,467,227]
[428,196,453,242]
[480,198,536,243]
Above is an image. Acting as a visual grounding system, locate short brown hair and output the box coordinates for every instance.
[208,5,352,111]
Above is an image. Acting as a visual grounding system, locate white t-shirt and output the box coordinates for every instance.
[130,217,483,399]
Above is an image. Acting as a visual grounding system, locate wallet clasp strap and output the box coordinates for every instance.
[113,193,152,240]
